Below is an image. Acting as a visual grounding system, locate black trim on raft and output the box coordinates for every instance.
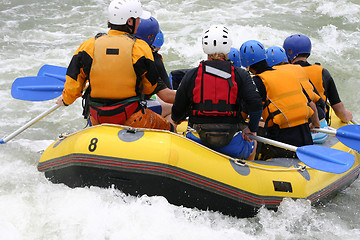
[38,153,284,218]
[38,153,360,218]
[306,164,360,205]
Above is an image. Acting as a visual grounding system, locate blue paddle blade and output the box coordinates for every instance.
[11,76,64,101]
[296,145,355,174]
[336,125,360,152]
[37,64,67,82]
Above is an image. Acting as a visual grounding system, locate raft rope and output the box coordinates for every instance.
[125,125,310,172]
[57,124,309,172]
[182,127,308,172]
[232,159,308,172]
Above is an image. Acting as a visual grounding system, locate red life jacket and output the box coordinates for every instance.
[192,60,239,117]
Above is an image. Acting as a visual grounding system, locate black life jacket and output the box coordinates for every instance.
[192,60,239,117]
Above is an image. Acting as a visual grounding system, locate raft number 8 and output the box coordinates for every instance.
[89,138,98,152]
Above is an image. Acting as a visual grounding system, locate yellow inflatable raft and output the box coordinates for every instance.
[38,113,360,218]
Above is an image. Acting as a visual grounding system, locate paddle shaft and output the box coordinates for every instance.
[246,134,355,173]
[0,104,61,144]
[247,134,298,152]
[314,125,360,152]
[313,128,335,135]
[351,119,359,125]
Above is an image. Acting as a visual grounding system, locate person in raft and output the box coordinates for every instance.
[239,40,320,159]
[283,34,353,124]
[135,16,175,123]
[171,25,263,160]
[56,0,175,132]
[265,46,328,144]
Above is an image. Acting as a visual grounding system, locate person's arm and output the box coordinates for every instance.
[309,101,321,129]
[322,68,341,105]
[242,110,262,142]
[157,88,176,104]
[235,68,263,113]
[149,75,176,104]
[234,68,263,141]
[132,39,159,95]
[332,102,353,123]
[301,86,320,128]
[57,38,94,106]
[171,68,197,123]
[322,68,353,122]
[153,52,172,89]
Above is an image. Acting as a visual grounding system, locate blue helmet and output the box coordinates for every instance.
[265,46,288,67]
[283,34,311,61]
[135,16,160,46]
[239,40,266,68]
[228,47,241,67]
[152,30,164,48]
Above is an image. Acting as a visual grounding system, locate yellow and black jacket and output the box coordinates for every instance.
[257,68,313,129]
[62,29,158,105]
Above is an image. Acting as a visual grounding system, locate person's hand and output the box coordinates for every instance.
[56,95,65,106]
[344,110,353,123]
[242,127,256,142]
[309,120,321,130]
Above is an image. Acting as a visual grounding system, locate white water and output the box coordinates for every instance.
[0,0,360,239]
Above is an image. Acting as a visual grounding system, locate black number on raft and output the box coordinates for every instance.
[89,138,98,152]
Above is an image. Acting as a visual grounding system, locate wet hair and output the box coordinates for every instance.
[208,53,229,60]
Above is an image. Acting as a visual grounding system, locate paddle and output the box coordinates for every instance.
[0,104,61,144]
[313,125,360,152]
[3,74,65,143]
[37,64,67,82]
[2,65,69,144]
[351,119,359,125]
[11,76,65,101]
[248,135,355,174]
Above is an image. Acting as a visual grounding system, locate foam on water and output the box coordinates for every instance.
[0,0,359,239]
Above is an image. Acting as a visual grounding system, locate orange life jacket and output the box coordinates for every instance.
[89,34,137,99]
[274,64,321,103]
[257,68,313,128]
[302,64,326,102]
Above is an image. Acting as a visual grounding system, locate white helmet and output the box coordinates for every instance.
[202,25,232,55]
[108,0,151,25]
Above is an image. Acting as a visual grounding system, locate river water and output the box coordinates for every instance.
[0,0,359,239]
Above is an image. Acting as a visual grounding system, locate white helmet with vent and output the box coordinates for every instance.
[108,0,151,25]
[202,25,232,55]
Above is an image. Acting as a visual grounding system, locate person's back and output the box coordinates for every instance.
[283,34,353,123]
[266,46,321,105]
[257,65,314,130]
[240,40,317,159]
[266,46,327,143]
[56,0,174,132]
[172,25,263,159]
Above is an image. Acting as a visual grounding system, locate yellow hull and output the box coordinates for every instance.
[38,115,360,217]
